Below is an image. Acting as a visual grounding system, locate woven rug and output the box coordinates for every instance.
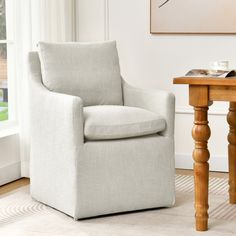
[0,175,236,236]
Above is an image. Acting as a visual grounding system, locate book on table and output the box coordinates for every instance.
[185,69,236,78]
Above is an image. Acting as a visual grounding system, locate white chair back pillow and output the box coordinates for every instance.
[38,41,123,106]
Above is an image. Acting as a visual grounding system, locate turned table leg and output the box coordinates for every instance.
[192,107,211,231]
[227,102,236,204]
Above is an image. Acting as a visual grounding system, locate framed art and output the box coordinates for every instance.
[150,0,236,34]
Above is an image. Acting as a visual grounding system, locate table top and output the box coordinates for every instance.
[173,76,236,86]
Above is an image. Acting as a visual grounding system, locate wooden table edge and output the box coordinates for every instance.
[173,76,236,86]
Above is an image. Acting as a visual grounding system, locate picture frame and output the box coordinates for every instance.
[150,0,236,34]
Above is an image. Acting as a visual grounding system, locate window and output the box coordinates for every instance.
[0,0,7,122]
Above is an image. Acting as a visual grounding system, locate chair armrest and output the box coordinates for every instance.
[123,80,175,137]
[29,53,84,210]
[29,53,84,159]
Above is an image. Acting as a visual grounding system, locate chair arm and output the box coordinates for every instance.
[29,53,84,164]
[123,80,175,137]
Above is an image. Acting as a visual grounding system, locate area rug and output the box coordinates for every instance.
[0,175,236,236]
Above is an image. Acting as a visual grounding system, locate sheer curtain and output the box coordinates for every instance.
[14,0,76,177]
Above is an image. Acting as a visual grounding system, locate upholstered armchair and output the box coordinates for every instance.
[29,41,175,219]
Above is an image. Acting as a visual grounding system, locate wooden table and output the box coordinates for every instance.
[173,77,236,231]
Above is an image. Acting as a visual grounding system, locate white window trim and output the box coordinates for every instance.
[0,120,18,138]
[0,39,13,43]
[0,0,18,137]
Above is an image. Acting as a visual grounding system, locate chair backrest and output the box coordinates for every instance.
[37,41,123,106]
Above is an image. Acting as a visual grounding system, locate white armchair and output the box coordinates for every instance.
[29,41,175,219]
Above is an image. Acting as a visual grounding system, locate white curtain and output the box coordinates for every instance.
[14,0,76,177]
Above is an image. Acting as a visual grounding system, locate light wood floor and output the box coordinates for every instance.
[0,178,30,196]
[0,169,228,196]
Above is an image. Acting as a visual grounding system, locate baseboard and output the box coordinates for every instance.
[0,161,21,186]
[175,153,228,172]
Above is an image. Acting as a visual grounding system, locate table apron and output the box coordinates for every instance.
[209,85,236,102]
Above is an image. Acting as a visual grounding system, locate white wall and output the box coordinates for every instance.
[0,134,20,185]
[77,0,236,172]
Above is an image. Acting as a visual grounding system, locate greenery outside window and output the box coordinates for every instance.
[0,0,8,121]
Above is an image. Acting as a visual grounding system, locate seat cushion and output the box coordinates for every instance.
[84,105,166,140]
[38,41,123,106]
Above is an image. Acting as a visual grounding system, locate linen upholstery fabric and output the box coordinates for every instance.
[84,105,166,140]
[29,48,175,219]
[29,52,84,217]
[123,80,175,137]
[38,41,123,106]
[77,135,175,218]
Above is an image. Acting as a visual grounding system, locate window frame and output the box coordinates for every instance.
[0,0,18,135]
